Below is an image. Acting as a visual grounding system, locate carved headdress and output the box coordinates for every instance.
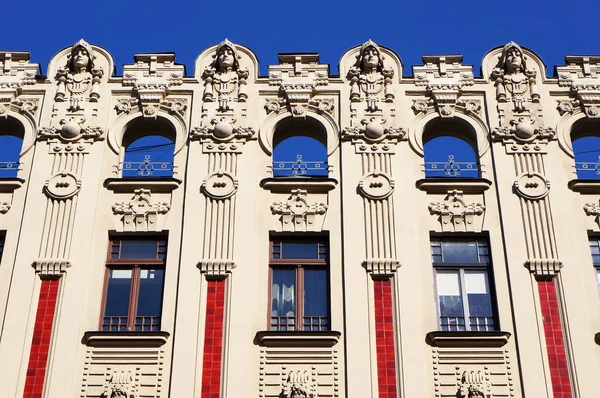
[212,38,240,71]
[69,38,96,70]
[355,39,385,71]
[496,41,527,70]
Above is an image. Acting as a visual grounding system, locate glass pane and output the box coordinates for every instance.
[120,240,159,259]
[105,269,132,316]
[271,269,296,317]
[281,242,319,259]
[123,135,175,178]
[136,269,164,316]
[304,268,328,317]
[465,271,493,317]
[436,271,464,317]
[441,240,480,264]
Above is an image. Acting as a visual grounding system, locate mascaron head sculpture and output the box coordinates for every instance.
[355,39,384,73]
[496,41,527,74]
[212,39,239,73]
[67,39,95,73]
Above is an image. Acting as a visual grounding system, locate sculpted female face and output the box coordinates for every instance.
[72,47,90,69]
[361,46,380,71]
[217,46,235,71]
[505,47,523,72]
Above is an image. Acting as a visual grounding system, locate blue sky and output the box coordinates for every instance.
[3,0,599,77]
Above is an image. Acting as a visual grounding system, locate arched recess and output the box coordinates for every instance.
[408,109,490,158]
[258,110,339,157]
[108,111,187,156]
[3,110,36,156]
[557,109,587,158]
[562,115,600,179]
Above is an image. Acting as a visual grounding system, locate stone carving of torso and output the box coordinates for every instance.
[492,42,539,112]
[348,41,393,113]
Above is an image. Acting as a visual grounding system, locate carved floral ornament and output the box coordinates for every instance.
[38,120,104,142]
[280,369,315,398]
[112,189,170,232]
[457,370,492,398]
[190,117,255,145]
[428,190,485,232]
[557,56,600,118]
[102,370,137,398]
[115,97,187,118]
[584,200,600,228]
[271,189,328,232]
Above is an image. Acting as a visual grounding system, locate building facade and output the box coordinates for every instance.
[0,39,598,398]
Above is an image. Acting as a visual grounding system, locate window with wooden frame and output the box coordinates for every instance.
[101,238,167,332]
[269,238,329,331]
[431,237,498,332]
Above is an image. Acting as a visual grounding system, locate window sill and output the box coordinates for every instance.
[255,330,341,347]
[416,177,492,194]
[82,331,170,347]
[104,177,182,193]
[568,179,600,194]
[0,178,25,193]
[425,331,511,348]
[260,177,338,193]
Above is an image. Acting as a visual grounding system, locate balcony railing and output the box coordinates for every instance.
[119,155,174,178]
[575,159,600,179]
[0,161,20,178]
[439,316,495,332]
[424,155,479,178]
[272,155,328,177]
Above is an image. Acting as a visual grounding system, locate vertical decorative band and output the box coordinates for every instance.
[373,279,398,398]
[23,279,60,398]
[201,279,226,397]
[538,280,572,398]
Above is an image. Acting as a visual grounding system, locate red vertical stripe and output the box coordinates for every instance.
[201,279,225,398]
[23,279,60,398]
[538,280,573,398]
[374,279,398,398]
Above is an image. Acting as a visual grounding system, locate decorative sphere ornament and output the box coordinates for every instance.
[213,121,233,139]
[514,122,534,139]
[364,122,384,140]
[61,121,81,138]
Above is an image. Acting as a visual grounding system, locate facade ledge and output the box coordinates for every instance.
[260,177,338,193]
[82,331,170,347]
[567,179,600,194]
[104,177,181,193]
[416,178,492,194]
[0,178,25,193]
[425,331,511,348]
[255,330,341,347]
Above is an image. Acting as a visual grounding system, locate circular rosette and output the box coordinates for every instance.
[202,171,239,199]
[358,172,395,200]
[513,172,550,200]
[45,171,81,200]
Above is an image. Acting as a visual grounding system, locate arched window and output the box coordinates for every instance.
[423,118,479,178]
[121,118,175,178]
[572,119,600,180]
[0,118,24,178]
[272,117,328,177]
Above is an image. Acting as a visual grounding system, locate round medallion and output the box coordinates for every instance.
[202,171,238,199]
[359,172,395,200]
[45,171,81,200]
[364,121,385,140]
[514,172,550,200]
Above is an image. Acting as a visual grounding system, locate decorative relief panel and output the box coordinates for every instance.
[557,56,600,117]
[412,55,475,118]
[432,347,513,398]
[122,53,184,118]
[112,189,170,232]
[258,348,339,398]
[267,53,329,117]
[490,42,561,279]
[270,189,328,232]
[80,347,164,398]
[428,190,485,232]
[583,200,600,229]
[343,40,403,143]
[0,51,39,118]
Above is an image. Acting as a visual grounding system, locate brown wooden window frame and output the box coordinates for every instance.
[99,238,167,332]
[268,238,330,331]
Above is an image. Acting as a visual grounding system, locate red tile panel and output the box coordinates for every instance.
[373,279,398,398]
[538,280,573,398]
[23,279,60,398]
[201,279,226,398]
